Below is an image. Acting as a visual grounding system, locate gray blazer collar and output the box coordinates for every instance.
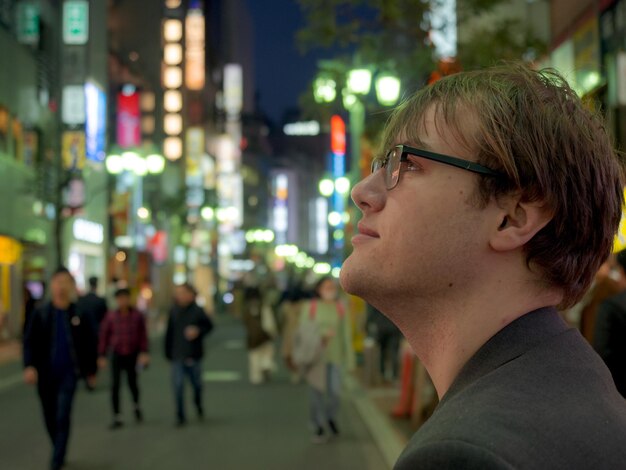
[439,307,569,406]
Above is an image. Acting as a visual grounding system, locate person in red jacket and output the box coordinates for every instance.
[98,288,149,429]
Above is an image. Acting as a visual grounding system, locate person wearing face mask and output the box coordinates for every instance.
[300,276,355,443]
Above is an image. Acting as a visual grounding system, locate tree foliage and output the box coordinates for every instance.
[296,0,546,136]
[297,0,436,93]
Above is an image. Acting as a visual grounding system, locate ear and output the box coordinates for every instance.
[489,197,553,252]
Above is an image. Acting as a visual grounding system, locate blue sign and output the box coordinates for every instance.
[85,82,107,162]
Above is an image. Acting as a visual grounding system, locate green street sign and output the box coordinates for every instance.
[17,2,39,45]
[63,0,89,45]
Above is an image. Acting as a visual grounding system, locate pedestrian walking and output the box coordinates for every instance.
[242,286,277,384]
[164,283,214,426]
[98,288,149,429]
[339,64,626,468]
[78,276,108,334]
[279,274,311,376]
[294,276,354,443]
[366,303,401,383]
[23,267,97,470]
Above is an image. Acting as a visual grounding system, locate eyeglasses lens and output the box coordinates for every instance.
[386,148,401,189]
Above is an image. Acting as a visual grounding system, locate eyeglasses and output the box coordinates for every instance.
[371,144,503,190]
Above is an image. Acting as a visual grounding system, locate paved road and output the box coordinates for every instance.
[0,315,388,470]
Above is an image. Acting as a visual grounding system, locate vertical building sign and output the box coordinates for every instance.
[330,115,346,254]
[223,64,243,117]
[62,131,86,170]
[116,89,141,148]
[185,8,205,90]
[85,81,107,162]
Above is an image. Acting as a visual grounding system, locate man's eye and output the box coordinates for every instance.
[403,158,423,172]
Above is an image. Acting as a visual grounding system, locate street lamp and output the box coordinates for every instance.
[313,76,337,103]
[347,68,372,95]
[105,154,124,174]
[319,178,335,197]
[376,74,402,106]
[334,177,350,195]
[146,153,166,174]
[200,206,214,221]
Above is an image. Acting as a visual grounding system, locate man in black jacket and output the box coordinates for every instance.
[165,283,213,426]
[23,267,97,470]
[340,65,626,468]
[77,276,108,334]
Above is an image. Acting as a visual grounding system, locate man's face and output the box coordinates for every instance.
[340,106,497,316]
[50,273,76,306]
[116,294,130,310]
[175,287,194,307]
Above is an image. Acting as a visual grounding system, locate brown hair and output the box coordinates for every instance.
[380,63,624,307]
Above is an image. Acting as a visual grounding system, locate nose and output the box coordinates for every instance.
[351,170,386,214]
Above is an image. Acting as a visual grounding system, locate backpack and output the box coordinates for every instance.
[292,300,344,369]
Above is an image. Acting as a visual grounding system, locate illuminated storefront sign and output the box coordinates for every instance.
[283,121,320,136]
[315,197,329,254]
[185,9,205,90]
[62,131,86,170]
[73,218,104,244]
[62,85,86,125]
[116,88,141,148]
[224,64,243,116]
[85,81,107,162]
[330,115,346,155]
[0,236,22,265]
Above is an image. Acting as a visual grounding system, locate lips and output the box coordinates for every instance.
[357,222,379,238]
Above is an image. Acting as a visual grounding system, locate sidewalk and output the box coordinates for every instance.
[349,348,440,468]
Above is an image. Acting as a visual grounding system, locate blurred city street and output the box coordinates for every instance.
[2,0,626,468]
[0,315,390,470]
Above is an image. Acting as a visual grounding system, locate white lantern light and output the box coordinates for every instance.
[163,19,182,42]
[164,114,183,136]
[164,137,183,160]
[164,44,183,65]
[163,66,182,89]
[163,90,182,112]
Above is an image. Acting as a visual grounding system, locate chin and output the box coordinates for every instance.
[339,256,368,299]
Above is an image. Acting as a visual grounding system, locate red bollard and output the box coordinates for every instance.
[391,343,415,418]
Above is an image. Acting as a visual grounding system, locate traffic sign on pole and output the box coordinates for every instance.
[63,1,89,45]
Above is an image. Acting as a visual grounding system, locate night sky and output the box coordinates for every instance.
[245,0,325,124]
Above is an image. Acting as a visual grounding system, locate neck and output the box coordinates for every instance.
[52,299,70,310]
[120,307,130,314]
[384,268,561,399]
